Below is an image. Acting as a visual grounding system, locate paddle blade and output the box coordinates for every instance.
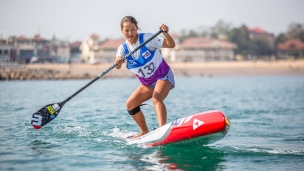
[30,103,62,129]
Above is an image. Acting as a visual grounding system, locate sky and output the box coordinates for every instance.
[0,0,303,42]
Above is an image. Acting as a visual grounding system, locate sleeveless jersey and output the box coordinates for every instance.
[122,33,170,85]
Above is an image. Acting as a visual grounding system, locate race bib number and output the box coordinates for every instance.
[138,62,156,78]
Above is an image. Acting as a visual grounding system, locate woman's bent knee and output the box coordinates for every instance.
[152,97,163,106]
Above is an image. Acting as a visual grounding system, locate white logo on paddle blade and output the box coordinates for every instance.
[193,118,204,130]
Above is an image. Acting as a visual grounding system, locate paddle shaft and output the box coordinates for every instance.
[59,30,163,107]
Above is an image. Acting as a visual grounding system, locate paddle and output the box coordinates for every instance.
[30,30,164,129]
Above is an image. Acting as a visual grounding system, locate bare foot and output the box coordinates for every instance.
[132,131,148,138]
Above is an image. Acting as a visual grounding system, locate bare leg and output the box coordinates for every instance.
[126,84,153,137]
[131,111,148,136]
[152,80,172,127]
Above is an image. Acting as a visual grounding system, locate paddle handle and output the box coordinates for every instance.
[60,30,164,106]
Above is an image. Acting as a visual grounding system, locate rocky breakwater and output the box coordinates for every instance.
[0,69,92,81]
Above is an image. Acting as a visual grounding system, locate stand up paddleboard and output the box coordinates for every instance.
[124,110,230,147]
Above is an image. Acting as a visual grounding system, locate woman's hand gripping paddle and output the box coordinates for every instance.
[30,30,164,129]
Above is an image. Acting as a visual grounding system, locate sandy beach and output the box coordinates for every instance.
[24,60,304,78]
[1,60,303,80]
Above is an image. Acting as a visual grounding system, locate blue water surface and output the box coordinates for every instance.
[0,76,304,171]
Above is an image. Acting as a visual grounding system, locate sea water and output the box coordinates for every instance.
[0,76,303,171]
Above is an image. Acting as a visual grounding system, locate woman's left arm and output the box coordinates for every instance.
[160,24,175,48]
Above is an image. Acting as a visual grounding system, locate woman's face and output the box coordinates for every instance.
[121,21,138,44]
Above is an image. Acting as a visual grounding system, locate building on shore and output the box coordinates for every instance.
[277,39,304,60]
[95,38,125,63]
[79,34,101,63]
[79,34,125,64]
[173,37,237,62]
[69,41,82,63]
[0,34,74,64]
[0,38,12,62]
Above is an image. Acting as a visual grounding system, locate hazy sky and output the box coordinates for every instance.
[0,0,303,42]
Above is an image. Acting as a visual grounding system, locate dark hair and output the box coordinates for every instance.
[120,16,140,30]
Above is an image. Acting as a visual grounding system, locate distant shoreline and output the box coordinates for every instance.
[1,60,304,80]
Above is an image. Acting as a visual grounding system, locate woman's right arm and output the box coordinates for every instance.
[115,45,125,69]
[115,57,123,69]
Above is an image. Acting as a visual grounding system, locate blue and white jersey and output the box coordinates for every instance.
[116,33,170,85]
